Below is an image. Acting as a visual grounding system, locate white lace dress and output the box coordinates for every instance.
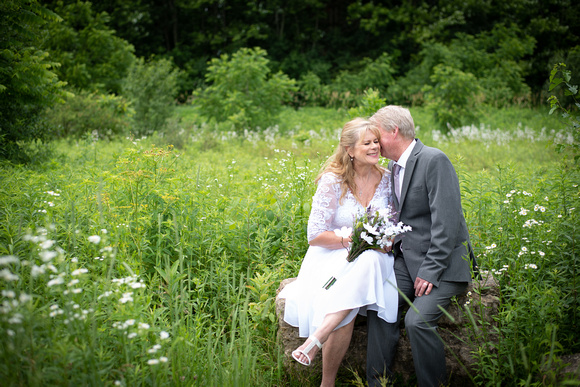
[279,170,399,338]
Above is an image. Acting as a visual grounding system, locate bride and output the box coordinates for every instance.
[278,117,398,386]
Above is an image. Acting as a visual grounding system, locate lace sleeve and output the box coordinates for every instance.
[307,173,341,242]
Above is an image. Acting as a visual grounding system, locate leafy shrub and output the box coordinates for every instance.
[423,64,482,131]
[548,62,579,162]
[193,47,297,131]
[347,88,387,119]
[332,53,396,96]
[389,24,534,111]
[122,57,180,136]
[42,90,133,139]
[295,72,330,107]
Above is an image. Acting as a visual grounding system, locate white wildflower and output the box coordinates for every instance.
[0,269,19,282]
[0,256,19,266]
[71,268,88,276]
[39,250,57,262]
[88,235,101,244]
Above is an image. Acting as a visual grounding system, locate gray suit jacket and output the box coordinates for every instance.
[392,139,475,287]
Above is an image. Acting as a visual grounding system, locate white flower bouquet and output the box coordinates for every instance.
[323,207,411,290]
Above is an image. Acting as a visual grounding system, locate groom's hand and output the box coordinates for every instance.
[414,277,433,297]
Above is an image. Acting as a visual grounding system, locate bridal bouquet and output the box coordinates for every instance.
[323,207,412,290]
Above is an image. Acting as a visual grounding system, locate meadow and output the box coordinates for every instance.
[0,105,578,386]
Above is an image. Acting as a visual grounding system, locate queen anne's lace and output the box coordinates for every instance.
[307,170,393,242]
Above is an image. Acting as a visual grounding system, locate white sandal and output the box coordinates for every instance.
[292,336,322,366]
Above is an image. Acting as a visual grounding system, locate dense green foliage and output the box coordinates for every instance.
[194,47,296,131]
[42,0,135,94]
[0,0,68,160]
[42,90,133,139]
[85,0,579,100]
[122,57,180,136]
[548,62,580,161]
[0,106,579,385]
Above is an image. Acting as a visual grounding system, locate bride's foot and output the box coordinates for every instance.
[292,336,322,366]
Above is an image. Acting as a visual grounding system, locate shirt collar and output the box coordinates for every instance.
[396,139,417,169]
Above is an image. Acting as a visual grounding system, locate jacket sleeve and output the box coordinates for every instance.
[416,152,462,285]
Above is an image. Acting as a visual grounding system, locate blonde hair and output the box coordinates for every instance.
[371,105,415,139]
[316,118,383,203]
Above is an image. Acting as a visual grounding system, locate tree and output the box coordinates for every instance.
[42,0,136,94]
[0,0,68,160]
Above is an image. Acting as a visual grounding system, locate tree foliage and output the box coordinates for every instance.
[0,0,68,160]
[193,47,296,131]
[122,57,180,136]
[42,0,136,94]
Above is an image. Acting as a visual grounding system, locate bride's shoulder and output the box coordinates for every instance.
[319,172,341,185]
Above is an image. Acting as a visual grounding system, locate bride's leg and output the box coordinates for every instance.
[292,309,352,365]
[321,318,355,387]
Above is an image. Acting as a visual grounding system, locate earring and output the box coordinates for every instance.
[350,156,353,162]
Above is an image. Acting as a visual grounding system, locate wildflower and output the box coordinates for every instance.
[125,319,136,326]
[88,235,101,244]
[127,332,137,339]
[2,290,16,298]
[521,247,528,252]
[160,331,170,340]
[539,251,545,256]
[0,256,19,266]
[159,356,168,363]
[119,292,133,304]
[40,240,55,249]
[39,250,57,262]
[8,313,23,324]
[98,291,113,300]
[67,279,80,287]
[519,208,528,216]
[139,323,150,330]
[0,269,19,282]
[147,359,160,365]
[101,229,108,234]
[19,293,32,303]
[47,277,65,287]
[524,264,538,269]
[71,268,88,276]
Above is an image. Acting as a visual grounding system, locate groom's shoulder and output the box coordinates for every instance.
[416,140,447,159]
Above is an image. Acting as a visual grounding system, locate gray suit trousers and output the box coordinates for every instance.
[367,253,468,387]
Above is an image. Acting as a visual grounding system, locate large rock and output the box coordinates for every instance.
[275,273,500,385]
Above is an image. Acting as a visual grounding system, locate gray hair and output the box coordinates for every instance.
[370,105,415,139]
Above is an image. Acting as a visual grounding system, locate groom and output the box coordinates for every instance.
[366,105,476,387]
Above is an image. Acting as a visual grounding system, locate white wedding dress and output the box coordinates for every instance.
[279,170,398,338]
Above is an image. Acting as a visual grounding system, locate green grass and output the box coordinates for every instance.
[0,105,578,386]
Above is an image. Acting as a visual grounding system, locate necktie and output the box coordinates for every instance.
[393,163,401,201]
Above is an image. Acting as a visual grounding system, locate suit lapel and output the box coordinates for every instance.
[398,139,423,208]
